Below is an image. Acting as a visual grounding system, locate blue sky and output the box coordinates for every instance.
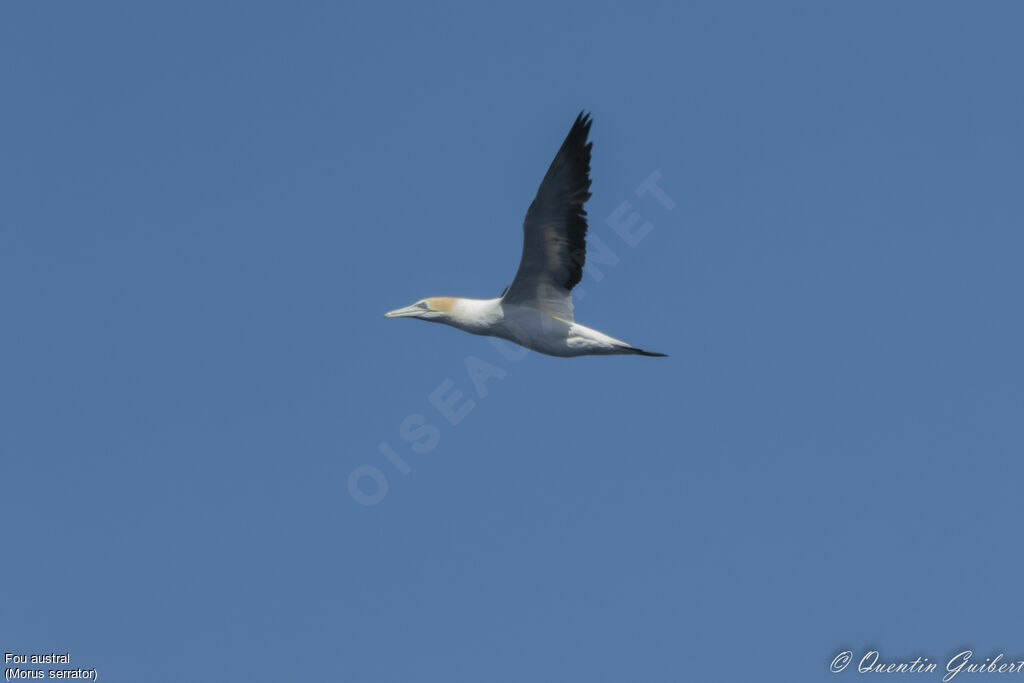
[2,2,1023,681]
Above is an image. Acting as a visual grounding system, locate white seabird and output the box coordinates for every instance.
[386,113,666,358]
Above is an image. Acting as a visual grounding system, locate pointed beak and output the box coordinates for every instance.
[385,304,421,319]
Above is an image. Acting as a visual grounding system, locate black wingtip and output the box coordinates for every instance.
[574,110,593,133]
[566,112,593,146]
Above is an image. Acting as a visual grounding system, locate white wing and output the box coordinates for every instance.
[501,112,593,320]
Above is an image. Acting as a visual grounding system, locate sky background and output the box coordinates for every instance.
[2,2,1023,681]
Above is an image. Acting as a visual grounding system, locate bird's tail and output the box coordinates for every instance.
[620,346,667,357]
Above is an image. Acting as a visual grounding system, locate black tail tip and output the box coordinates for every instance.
[628,347,668,357]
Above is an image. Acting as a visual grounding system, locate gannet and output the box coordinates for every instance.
[386,113,666,358]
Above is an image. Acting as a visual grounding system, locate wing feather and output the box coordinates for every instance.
[502,112,593,319]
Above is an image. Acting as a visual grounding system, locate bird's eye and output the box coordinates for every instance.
[418,302,430,309]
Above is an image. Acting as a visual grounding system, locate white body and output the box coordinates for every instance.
[387,297,652,358]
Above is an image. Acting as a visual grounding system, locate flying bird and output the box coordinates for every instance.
[386,113,666,358]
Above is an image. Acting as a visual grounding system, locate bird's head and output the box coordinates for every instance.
[384,297,456,322]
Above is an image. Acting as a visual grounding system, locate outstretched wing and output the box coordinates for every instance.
[501,112,593,320]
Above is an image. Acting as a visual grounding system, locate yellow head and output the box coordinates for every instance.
[385,297,456,321]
